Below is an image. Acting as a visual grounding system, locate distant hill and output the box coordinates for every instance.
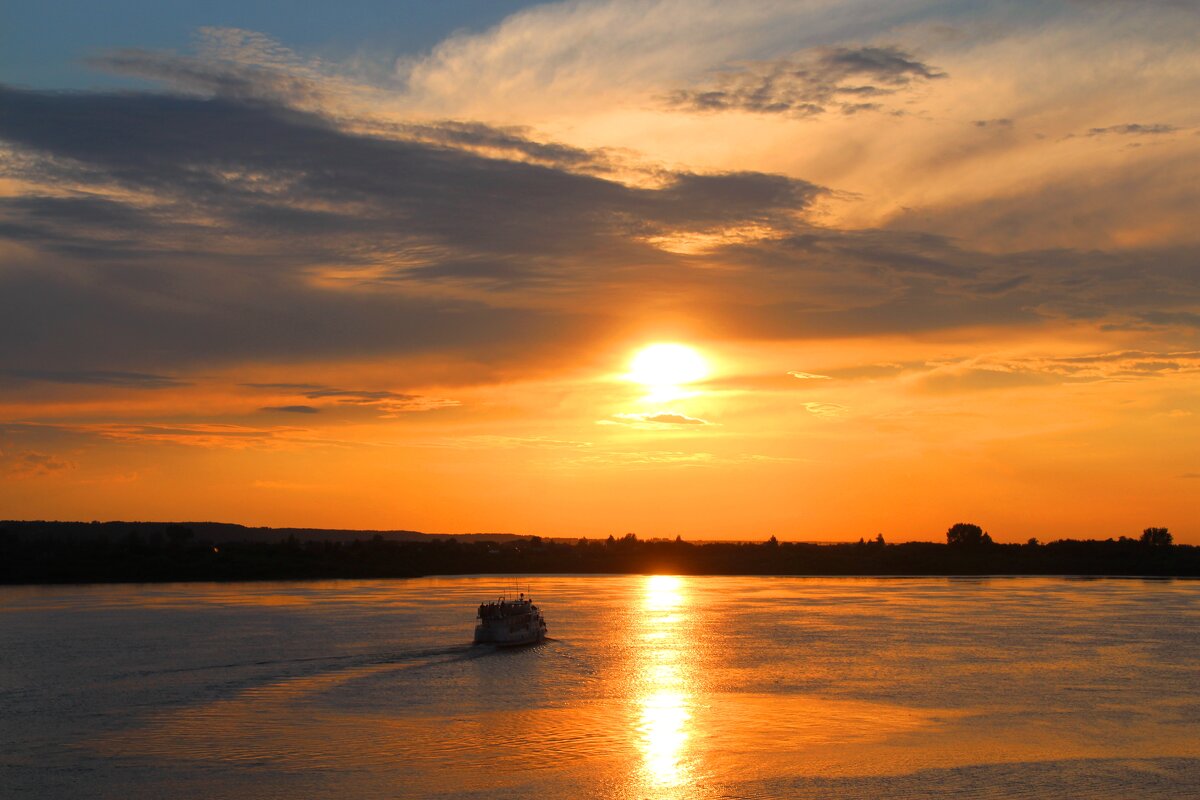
[0,520,524,544]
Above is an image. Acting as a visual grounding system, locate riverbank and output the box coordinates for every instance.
[3,521,1196,583]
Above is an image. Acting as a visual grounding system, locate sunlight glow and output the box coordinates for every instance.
[629,344,708,388]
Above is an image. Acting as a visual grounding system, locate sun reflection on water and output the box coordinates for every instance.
[636,575,695,793]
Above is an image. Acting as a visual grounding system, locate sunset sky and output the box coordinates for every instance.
[2,0,1197,541]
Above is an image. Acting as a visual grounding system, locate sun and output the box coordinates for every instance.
[628,343,709,388]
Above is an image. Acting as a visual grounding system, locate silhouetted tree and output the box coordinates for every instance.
[946,522,992,547]
[165,525,194,547]
[765,535,779,547]
[1141,527,1173,546]
[874,533,885,545]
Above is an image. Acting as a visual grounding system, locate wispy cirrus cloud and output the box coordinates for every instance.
[87,27,352,111]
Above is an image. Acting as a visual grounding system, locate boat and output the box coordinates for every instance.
[473,592,548,646]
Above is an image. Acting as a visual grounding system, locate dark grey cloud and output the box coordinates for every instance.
[0,84,820,272]
[390,120,611,171]
[688,224,1200,342]
[244,384,421,403]
[0,369,187,388]
[666,45,945,117]
[1137,310,1200,328]
[307,389,421,402]
[241,383,325,392]
[886,153,1200,254]
[0,80,1196,384]
[243,383,457,414]
[0,83,823,374]
[1088,123,1177,136]
[0,263,596,373]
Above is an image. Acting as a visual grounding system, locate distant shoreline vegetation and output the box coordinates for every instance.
[1,520,1195,584]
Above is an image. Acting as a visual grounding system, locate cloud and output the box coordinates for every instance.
[917,367,1056,393]
[906,350,1200,393]
[0,83,829,375]
[243,384,459,415]
[1087,123,1178,137]
[387,120,614,172]
[720,350,1200,398]
[396,0,977,123]
[0,369,187,388]
[91,46,329,108]
[1,8,1199,386]
[802,402,847,418]
[665,45,945,117]
[610,412,711,425]
[1135,310,1200,329]
[73,423,312,449]
[789,371,831,380]
[86,27,362,113]
[3,449,76,478]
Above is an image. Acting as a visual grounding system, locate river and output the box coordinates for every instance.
[2,576,1198,798]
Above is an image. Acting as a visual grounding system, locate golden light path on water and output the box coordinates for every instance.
[636,575,695,794]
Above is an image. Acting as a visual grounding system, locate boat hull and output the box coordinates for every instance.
[473,621,546,646]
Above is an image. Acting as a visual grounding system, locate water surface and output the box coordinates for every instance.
[2,576,1198,798]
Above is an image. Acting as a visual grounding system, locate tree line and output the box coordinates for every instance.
[0,521,1194,584]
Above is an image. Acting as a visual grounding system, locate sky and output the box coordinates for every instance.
[1,0,1197,542]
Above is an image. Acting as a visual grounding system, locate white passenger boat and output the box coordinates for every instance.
[473,592,547,646]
